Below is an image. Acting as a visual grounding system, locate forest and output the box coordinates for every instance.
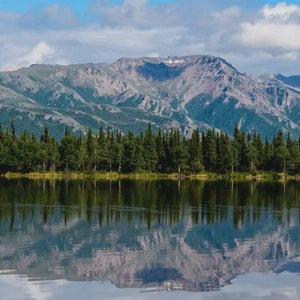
[0,121,299,175]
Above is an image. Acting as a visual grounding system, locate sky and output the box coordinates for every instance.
[1,0,300,75]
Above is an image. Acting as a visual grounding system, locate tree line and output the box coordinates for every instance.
[0,121,300,174]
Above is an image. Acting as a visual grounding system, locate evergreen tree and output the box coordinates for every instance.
[40,127,59,171]
[217,132,232,173]
[188,129,204,173]
[135,134,145,172]
[143,123,157,172]
[286,133,300,174]
[174,136,188,173]
[273,130,288,173]
[86,128,97,171]
[0,121,299,175]
[229,139,240,173]
[123,131,137,173]
[97,126,109,171]
[263,138,272,171]
[253,133,264,170]
[59,128,78,171]
[107,128,114,173]
[113,130,123,173]
[203,129,217,172]
[11,120,16,140]
[238,132,251,172]
[76,135,87,171]
[171,130,188,173]
[156,128,166,172]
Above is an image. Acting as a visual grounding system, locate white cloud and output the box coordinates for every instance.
[1,1,300,75]
[262,2,300,19]
[234,2,300,61]
[19,4,79,29]
[238,23,300,50]
[211,7,240,24]
[147,52,161,58]
[3,41,55,70]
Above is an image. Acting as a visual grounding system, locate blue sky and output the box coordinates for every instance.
[1,0,174,13]
[1,0,300,75]
[2,0,299,13]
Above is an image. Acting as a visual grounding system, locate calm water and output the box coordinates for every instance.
[1,179,300,300]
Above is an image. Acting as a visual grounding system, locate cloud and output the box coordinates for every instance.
[262,2,300,19]
[1,1,300,75]
[210,7,241,24]
[236,3,300,53]
[3,41,55,70]
[19,4,79,30]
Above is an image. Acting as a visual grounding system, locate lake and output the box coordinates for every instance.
[0,179,300,300]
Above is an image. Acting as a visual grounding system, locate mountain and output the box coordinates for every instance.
[1,55,300,138]
[264,73,300,90]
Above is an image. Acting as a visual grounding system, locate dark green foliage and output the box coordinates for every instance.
[0,122,300,174]
[188,129,204,173]
[272,130,289,173]
[203,129,217,172]
[86,128,97,171]
[59,128,78,171]
[217,132,232,173]
[123,131,137,173]
[143,124,158,172]
[97,126,109,171]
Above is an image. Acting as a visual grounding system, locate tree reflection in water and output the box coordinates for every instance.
[0,179,299,292]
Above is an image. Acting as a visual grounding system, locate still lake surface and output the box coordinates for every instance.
[0,179,300,299]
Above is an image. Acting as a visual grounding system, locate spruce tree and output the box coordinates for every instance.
[188,129,204,173]
[86,128,97,171]
[97,125,109,171]
[143,123,158,172]
[263,138,272,171]
[203,129,217,172]
[273,130,288,173]
[156,128,166,172]
[253,133,264,170]
[113,130,123,173]
[123,131,137,173]
[217,132,232,173]
[76,135,87,171]
[59,129,77,171]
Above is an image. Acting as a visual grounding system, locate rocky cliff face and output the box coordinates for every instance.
[1,55,300,138]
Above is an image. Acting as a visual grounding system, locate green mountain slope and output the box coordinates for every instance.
[1,55,300,138]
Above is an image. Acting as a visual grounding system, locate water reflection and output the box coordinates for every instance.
[0,179,300,293]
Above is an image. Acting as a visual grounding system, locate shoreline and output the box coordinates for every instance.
[0,172,297,181]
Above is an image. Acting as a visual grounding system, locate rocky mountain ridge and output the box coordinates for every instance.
[1,55,300,138]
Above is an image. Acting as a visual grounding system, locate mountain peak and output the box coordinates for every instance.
[0,54,300,139]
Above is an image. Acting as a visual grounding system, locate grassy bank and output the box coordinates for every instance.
[1,171,298,181]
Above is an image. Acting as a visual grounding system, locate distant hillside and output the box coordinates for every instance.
[1,55,300,138]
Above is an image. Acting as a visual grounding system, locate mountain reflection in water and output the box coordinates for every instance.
[0,179,300,294]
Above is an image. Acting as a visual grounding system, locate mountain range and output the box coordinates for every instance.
[1,55,300,138]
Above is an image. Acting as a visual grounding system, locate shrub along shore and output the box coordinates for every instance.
[1,171,297,181]
[0,121,299,178]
